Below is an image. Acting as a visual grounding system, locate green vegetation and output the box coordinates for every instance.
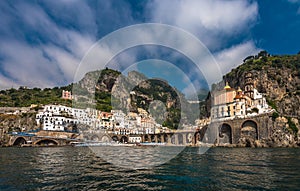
[0,69,121,113]
[230,51,300,76]
[272,112,279,121]
[287,117,298,135]
[93,68,120,112]
[95,91,112,112]
[0,85,72,107]
[266,98,277,111]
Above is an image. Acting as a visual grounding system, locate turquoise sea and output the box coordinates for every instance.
[0,147,300,191]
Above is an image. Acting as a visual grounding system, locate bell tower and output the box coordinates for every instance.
[244,72,254,99]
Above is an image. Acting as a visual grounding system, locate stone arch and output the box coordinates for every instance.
[13,137,27,146]
[150,135,156,142]
[194,132,201,144]
[177,133,184,145]
[35,139,58,146]
[101,135,111,143]
[157,135,161,143]
[91,135,100,141]
[112,135,119,142]
[83,135,90,141]
[241,120,258,140]
[144,134,150,142]
[171,135,176,144]
[219,123,232,144]
[163,134,168,143]
[120,136,128,143]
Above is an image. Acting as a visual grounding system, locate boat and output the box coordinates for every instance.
[139,142,167,146]
[73,141,136,147]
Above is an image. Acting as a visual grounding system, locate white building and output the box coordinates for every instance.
[252,88,269,114]
[129,136,141,143]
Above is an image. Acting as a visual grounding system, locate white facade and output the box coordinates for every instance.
[129,136,141,143]
[36,105,101,131]
[252,88,269,114]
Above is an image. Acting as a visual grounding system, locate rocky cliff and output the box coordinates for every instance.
[74,69,196,129]
[0,111,38,144]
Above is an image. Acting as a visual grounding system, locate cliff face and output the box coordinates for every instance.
[0,111,38,131]
[77,69,121,93]
[0,111,38,144]
[75,69,193,129]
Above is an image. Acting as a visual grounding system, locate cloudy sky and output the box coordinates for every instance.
[0,0,299,92]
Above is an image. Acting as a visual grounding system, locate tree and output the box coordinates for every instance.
[258,50,269,58]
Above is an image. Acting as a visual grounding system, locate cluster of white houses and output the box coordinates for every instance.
[35,104,162,135]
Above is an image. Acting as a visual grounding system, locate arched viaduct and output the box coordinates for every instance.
[210,114,273,145]
[8,114,272,146]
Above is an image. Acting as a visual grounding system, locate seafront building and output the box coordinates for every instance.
[211,72,271,121]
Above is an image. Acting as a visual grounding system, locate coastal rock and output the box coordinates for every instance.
[237,137,255,148]
[0,111,39,145]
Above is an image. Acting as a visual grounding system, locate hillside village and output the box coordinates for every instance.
[1,52,300,147]
[1,70,276,145]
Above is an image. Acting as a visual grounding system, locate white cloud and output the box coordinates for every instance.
[0,75,19,90]
[214,41,261,75]
[0,0,261,90]
[287,0,300,14]
[0,1,96,89]
[0,40,62,88]
[0,29,94,89]
[0,1,142,89]
[148,0,258,50]
[145,0,261,87]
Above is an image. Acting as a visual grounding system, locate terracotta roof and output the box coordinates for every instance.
[234,94,244,99]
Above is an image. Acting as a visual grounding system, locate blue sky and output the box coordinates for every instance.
[0,0,299,95]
